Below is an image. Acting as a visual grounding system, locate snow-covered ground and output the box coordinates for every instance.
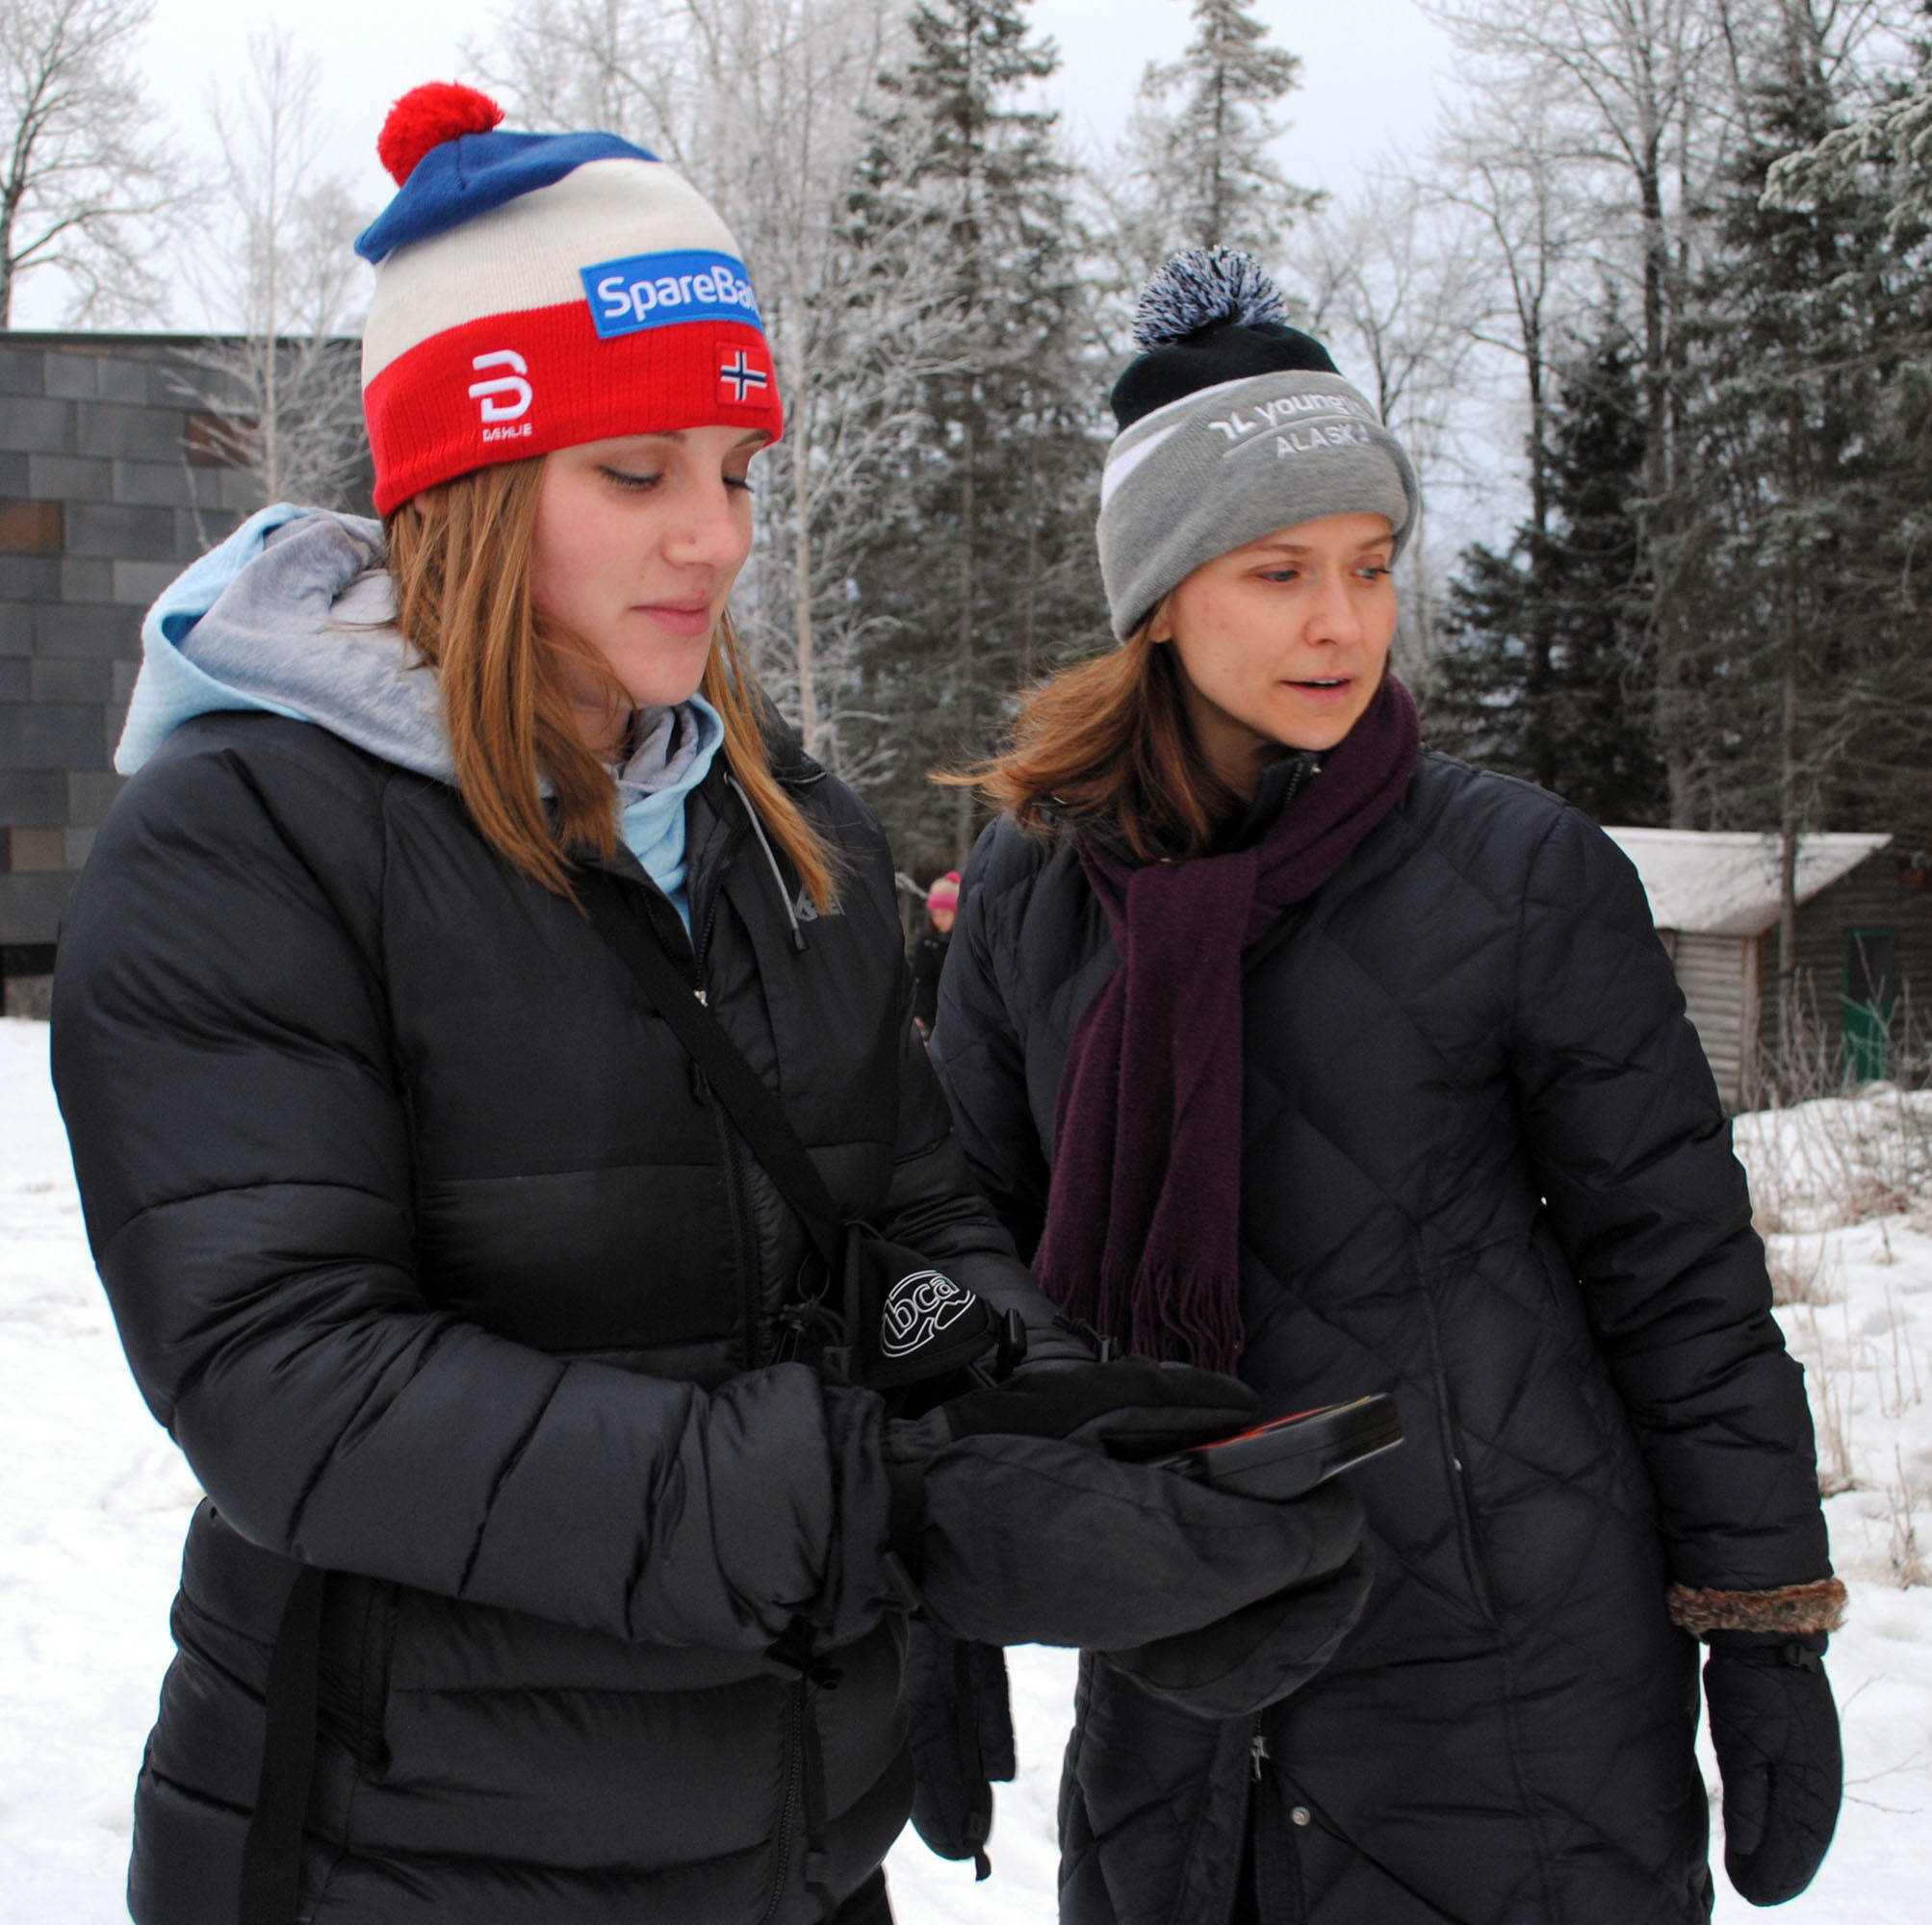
[3,1014,1928,1922]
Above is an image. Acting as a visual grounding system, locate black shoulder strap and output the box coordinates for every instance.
[573,873,847,1266]
[238,1562,325,1925]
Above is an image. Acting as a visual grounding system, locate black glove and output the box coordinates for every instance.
[1105,1540,1376,1718]
[1704,1632,1842,1906]
[904,1621,1015,1875]
[932,1356,1261,1458]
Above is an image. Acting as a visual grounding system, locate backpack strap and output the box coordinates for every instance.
[238,1562,326,1925]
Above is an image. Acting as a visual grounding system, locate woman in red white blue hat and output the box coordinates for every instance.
[49,88,1372,1925]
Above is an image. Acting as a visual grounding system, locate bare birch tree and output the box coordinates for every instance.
[0,0,179,326]
[175,30,373,515]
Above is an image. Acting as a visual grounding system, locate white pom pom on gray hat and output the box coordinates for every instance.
[1132,246,1289,348]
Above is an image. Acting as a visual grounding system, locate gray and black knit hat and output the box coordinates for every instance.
[1097,248,1419,640]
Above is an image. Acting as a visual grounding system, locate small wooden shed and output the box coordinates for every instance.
[1603,828,1932,1111]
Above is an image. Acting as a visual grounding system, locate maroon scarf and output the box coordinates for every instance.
[1031,678,1421,1372]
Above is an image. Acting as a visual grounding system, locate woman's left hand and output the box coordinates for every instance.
[1704,1633,1842,1905]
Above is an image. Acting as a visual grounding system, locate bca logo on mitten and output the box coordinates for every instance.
[880,1271,976,1357]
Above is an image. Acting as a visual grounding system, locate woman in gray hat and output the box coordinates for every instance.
[923,248,1845,1925]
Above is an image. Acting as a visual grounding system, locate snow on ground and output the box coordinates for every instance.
[3,1014,1930,1921]
[0,1021,200,1922]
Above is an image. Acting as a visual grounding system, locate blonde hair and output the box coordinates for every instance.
[386,457,838,908]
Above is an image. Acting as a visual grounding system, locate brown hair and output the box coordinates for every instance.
[941,616,1243,861]
[386,457,838,908]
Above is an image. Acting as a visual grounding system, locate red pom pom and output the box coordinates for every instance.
[377,83,504,187]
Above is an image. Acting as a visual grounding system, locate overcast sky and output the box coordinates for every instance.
[11,0,1455,329]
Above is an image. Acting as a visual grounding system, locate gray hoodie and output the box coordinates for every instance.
[118,505,726,922]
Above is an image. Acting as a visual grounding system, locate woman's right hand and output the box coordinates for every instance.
[897,1424,1366,1653]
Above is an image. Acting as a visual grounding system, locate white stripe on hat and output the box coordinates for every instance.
[362,159,743,386]
[1099,419,1183,508]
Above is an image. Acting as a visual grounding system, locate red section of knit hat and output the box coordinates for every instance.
[377,84,505,186]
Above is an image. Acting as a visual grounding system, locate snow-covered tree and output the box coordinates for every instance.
[484,0,940,773]
[0,0,179,326]
[1095,0,1318,307]
[841,0,1104,869]
[173,30,372,517]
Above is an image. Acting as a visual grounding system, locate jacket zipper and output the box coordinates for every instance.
[760,1679,807,1925]
[1450,1442,1503,1620]
[1250,1722,1270,1780]
[1281,752,1322,812]
[1416,1274,1505,1627]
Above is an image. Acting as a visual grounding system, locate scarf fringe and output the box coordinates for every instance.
[1077,1260,1246,1375]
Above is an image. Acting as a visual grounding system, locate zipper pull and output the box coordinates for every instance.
[1250,1731,1271,1781]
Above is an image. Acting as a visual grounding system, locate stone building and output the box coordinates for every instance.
[1,331,363,1016]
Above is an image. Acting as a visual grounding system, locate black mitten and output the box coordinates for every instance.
[1106,1542,1376,1719]
[1704,1632,1842,1906]
[907,1432,1364,1650]
[904,1620,1015,1876]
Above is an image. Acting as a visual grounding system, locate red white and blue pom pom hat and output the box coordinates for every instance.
[356,84,784,517]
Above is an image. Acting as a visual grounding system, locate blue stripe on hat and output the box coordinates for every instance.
[355,129,659,264]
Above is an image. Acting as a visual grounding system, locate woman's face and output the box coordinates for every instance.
[1156,511,1399,790]
[530,426,767,743]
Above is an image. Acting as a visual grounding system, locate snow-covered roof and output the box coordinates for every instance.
[1603,828,1893,937]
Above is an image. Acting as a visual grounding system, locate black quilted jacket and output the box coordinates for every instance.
[931,751,1830,1925]
[51,710,1059,1925]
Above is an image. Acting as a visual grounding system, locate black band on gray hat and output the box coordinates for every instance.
[1096,250,1420,639]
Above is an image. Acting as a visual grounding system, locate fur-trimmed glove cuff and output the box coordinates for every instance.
[1667,1578,1847,1640]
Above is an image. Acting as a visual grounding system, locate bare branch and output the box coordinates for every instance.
[0,0,184,325]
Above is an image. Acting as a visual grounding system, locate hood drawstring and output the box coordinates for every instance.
[728,774,809,952]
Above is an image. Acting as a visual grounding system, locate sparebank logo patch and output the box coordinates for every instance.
[581,249,764,339]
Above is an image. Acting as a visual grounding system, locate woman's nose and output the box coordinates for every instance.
[1304,568,1364,646]
[665,480,751,569]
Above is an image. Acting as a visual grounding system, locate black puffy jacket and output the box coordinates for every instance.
[931,751,1830,1925]
[51,708,1060,1925]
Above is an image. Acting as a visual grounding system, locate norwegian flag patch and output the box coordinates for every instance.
[718,348,771,403]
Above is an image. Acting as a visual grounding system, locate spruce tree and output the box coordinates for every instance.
[1430,319,1664,824]
[1661,3,1932,1016]
[1537,326,1664,822]
[840,0,1105,873]
[1105,0,1319,286]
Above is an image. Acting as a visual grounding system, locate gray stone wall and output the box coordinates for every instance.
[0,334,264,964]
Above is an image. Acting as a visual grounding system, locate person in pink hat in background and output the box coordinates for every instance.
[47,86,1375,1925]
[909,870,960,1039]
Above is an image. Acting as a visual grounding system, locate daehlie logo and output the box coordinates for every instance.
[879,1271,975,1358]
[470,350,533,440]
[580,248,764,341]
